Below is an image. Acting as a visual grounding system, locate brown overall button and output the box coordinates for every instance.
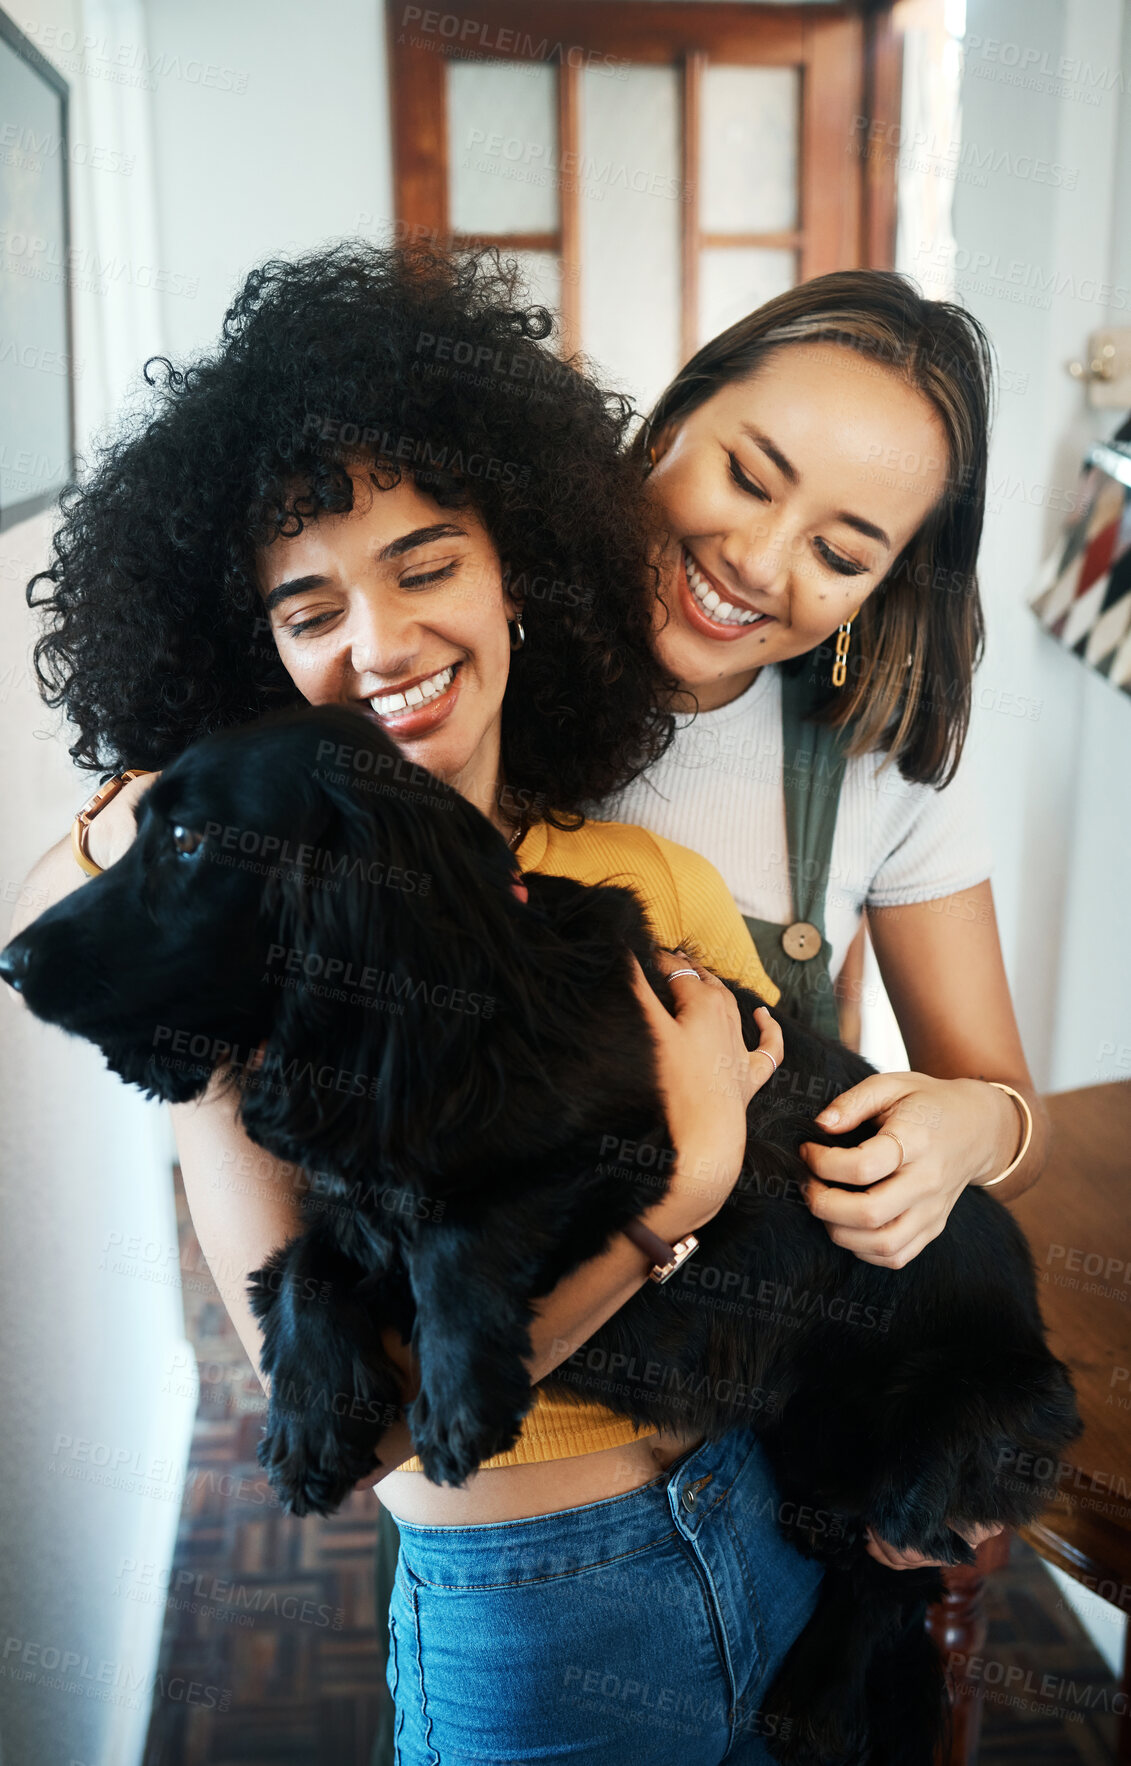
[782,920,821,961]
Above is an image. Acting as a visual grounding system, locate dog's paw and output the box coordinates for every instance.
[256,1402,380,1519]
[407,1384,522,1488]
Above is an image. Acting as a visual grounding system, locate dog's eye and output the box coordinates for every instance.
[170,823,206,857]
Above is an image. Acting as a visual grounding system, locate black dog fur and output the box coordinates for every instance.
[2,703,1081,1766]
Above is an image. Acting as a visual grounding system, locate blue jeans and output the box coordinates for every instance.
[384,1428,824,1764]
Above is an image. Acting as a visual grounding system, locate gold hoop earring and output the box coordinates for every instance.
[509,616,525,651]
[832,607,861,688]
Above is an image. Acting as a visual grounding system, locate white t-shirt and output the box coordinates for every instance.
[604,665,993,982]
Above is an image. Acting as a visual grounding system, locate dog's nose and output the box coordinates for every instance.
[0,941,31,992]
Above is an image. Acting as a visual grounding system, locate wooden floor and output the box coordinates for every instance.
[142,1166,390,1766]
[141,1164,1123,1766]
[978,1536,1124,1764]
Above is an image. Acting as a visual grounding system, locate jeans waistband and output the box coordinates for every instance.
[391,1429,763,1589]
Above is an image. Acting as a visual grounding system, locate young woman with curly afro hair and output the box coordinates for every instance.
[12,243,819,1766]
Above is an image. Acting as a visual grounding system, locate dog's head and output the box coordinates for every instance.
[0,704,527,1121]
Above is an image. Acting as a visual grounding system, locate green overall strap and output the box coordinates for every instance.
[742,664,849,1039]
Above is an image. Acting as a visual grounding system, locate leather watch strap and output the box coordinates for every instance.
[622,1219,700,1285]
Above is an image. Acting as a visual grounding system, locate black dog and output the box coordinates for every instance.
[2,703,1080,1766]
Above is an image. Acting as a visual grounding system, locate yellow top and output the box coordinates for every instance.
[398,816,780,1474]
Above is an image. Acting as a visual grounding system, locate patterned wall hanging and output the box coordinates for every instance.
[1029,421,1131,696]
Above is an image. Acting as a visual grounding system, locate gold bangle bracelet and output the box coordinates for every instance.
[70,769,153,878]
[978,1081,1034,1187]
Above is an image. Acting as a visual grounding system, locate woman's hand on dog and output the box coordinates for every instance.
[629,948,783,1235]
[865,1519,1004,1570]
[87,770,162,869]
[796,1071,1024,1270]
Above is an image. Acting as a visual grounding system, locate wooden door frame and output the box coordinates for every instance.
[386,1,900,357]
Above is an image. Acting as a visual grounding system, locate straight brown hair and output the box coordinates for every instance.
[636,270,996,787]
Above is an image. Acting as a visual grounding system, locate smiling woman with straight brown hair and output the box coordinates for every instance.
[631,270,990,783]
[609,270,1045,1357]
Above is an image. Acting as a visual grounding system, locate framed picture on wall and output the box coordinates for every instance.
[0,6,74,532]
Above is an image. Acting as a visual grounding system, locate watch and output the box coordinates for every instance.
[70,769,154,877]
[622,1219,700,1284]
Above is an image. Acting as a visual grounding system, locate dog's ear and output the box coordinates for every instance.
[234,750,565,1176]
[235,773,422,1168]
[98,1033,215,1103]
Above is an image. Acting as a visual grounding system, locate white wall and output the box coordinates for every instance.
[950,0,1131,1093]
[143,0,392,358]
[948,0,1131,1675]
[860,0,1131,1094]
[0,560,196,1765]
[0,9,194,1765]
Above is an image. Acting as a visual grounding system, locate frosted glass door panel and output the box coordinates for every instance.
[447,61,559,234]
[700,248,796,345]
[510,251,562,321]
[579,64,681,406]
[700,67,799,234]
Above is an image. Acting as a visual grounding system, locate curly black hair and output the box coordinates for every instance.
[28,243,674,823]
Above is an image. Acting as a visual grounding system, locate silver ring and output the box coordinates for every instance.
[667,967,701,982]
[751,1047,779,1074]
[877,1128,906,1171]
